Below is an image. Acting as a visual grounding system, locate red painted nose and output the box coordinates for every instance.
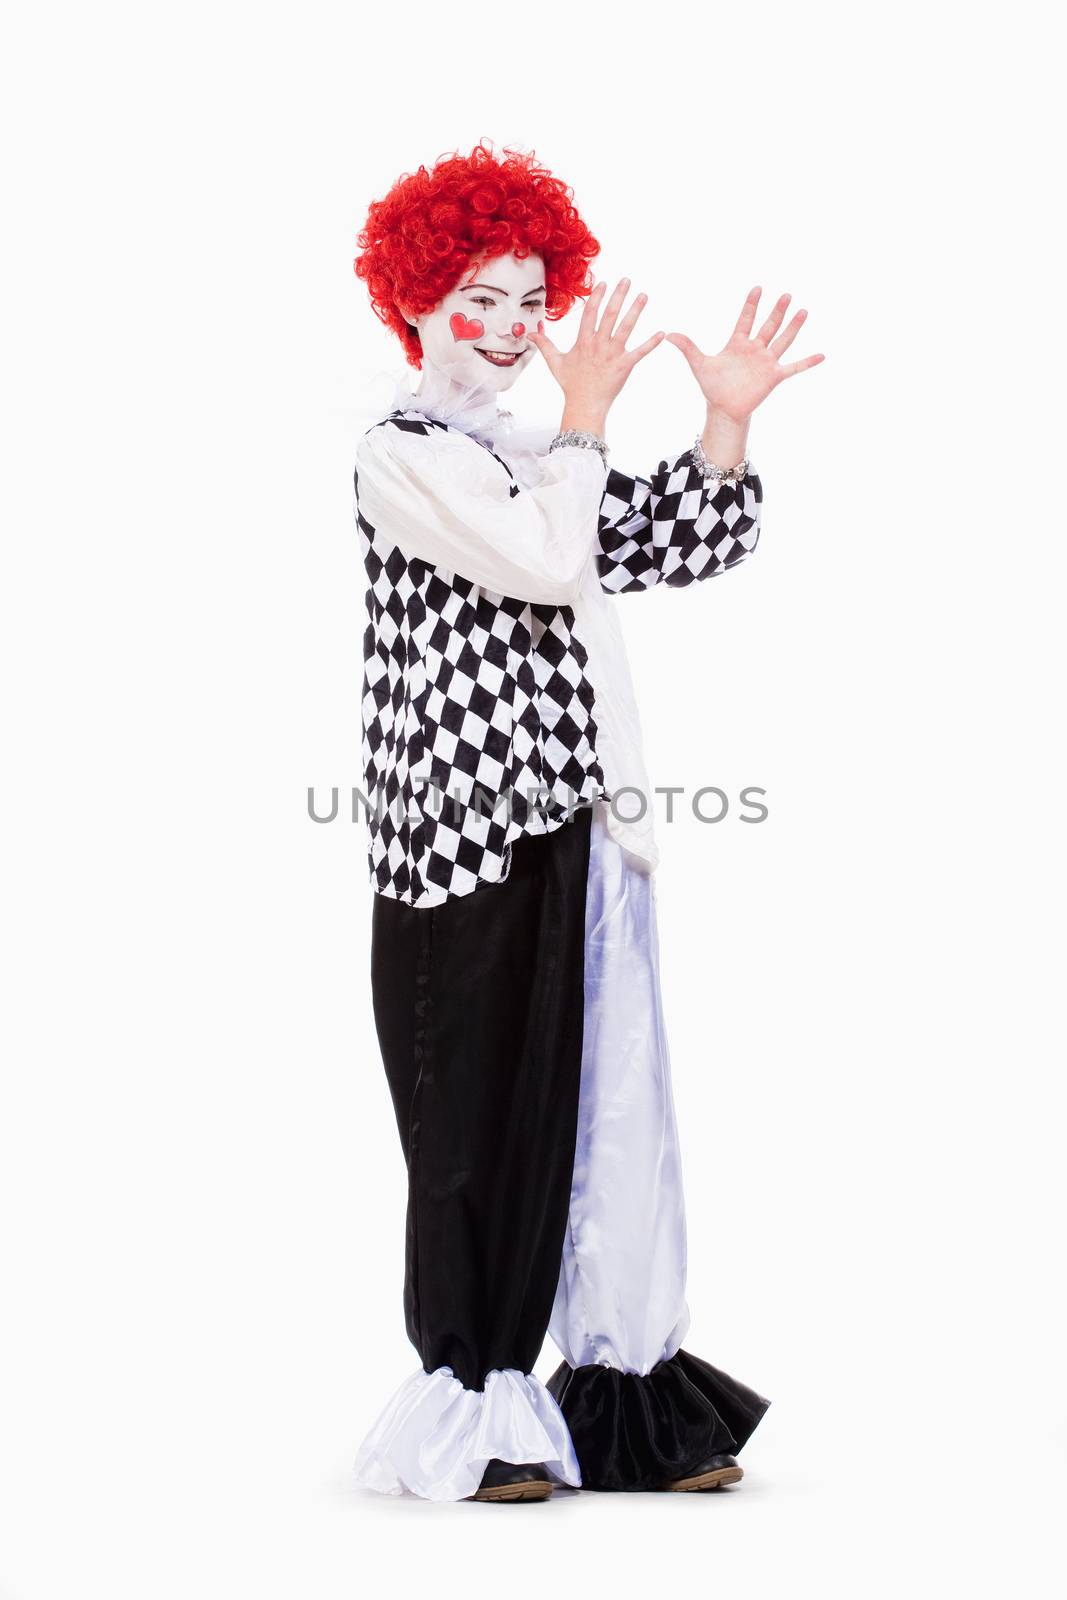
[512,321,526,338]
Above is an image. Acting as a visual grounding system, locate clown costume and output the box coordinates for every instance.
[347,140,823,1503]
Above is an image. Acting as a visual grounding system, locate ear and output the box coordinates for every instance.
[397,301,421,331]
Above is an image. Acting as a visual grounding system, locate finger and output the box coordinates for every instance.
[578,280,607,342]
[613,289,649,346]
[664,331,705,374]
[596,276,632,341]
[527,319,557,349]
[755,292,791,347]
[769,308,808,358]
[732,286,762,339]
[625,330,666,364]
[779,352,826,379]
[527,322,562,373]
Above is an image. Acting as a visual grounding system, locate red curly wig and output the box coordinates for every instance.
[354,140,601,368]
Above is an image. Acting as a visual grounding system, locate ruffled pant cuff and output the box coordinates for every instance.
[545,1347,771,1491]
[353,1365,582,1502]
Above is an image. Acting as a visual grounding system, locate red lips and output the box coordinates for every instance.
[449,313,484,342]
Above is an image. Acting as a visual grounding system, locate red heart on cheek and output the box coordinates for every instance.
[449,312,484,342]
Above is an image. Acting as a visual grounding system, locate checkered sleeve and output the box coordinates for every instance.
[596,448,763,594]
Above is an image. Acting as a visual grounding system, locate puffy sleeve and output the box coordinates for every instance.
[596,447,763,594]
[353,414,608,607]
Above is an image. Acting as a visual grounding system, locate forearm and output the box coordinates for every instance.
[700,406,750,468]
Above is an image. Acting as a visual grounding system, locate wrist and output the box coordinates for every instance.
[691,434,749,483]
[551,426,609,466]
[560,402,609,438]
[701,407,750,466]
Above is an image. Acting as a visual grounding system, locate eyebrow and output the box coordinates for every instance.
[462,281,546,297]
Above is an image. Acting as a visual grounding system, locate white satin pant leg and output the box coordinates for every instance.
[549,801,690,1376]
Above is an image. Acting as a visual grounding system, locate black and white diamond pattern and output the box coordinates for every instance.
[355,414,763,907]
[597,454,763,592]
[356,411,603,907]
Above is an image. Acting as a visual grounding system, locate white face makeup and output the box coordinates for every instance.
[409,251,546,394]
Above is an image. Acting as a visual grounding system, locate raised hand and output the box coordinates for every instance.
[666,287,824,424]
[529,277,665,437]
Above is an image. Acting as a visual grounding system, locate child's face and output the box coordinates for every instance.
[411,251,547,392]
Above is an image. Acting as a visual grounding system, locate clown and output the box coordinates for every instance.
[350,141,823,1502]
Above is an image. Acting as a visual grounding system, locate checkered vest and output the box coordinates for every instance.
[354,409,762,906]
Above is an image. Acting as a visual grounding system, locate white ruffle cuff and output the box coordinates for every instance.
[353,1365,582,1501]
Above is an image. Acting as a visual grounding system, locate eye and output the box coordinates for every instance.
[469,295,496,307]
[522,299,544,310]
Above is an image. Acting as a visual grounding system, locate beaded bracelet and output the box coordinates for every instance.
[691,435,749,483]
[549,428,609,465]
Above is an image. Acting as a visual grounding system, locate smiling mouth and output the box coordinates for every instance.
[475,347,526,367]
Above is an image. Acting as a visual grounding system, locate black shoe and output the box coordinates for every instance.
[664,1452,744,1492]
[471,1459,554,1502]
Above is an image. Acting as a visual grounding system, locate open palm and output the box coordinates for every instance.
[666,287,824,423]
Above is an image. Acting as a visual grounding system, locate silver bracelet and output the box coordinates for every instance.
[690,435,748,483]
[549,428,609,464]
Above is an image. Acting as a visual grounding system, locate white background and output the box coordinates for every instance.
[2,2,1064,1596]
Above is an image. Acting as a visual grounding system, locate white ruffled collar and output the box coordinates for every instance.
[388,356,516,449]
[348,355,555,488]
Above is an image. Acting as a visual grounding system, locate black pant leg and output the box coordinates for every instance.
[371,889,428,1166]
[370,806,592,1393]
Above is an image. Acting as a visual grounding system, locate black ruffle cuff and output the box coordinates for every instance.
[545,1347,771,1492]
